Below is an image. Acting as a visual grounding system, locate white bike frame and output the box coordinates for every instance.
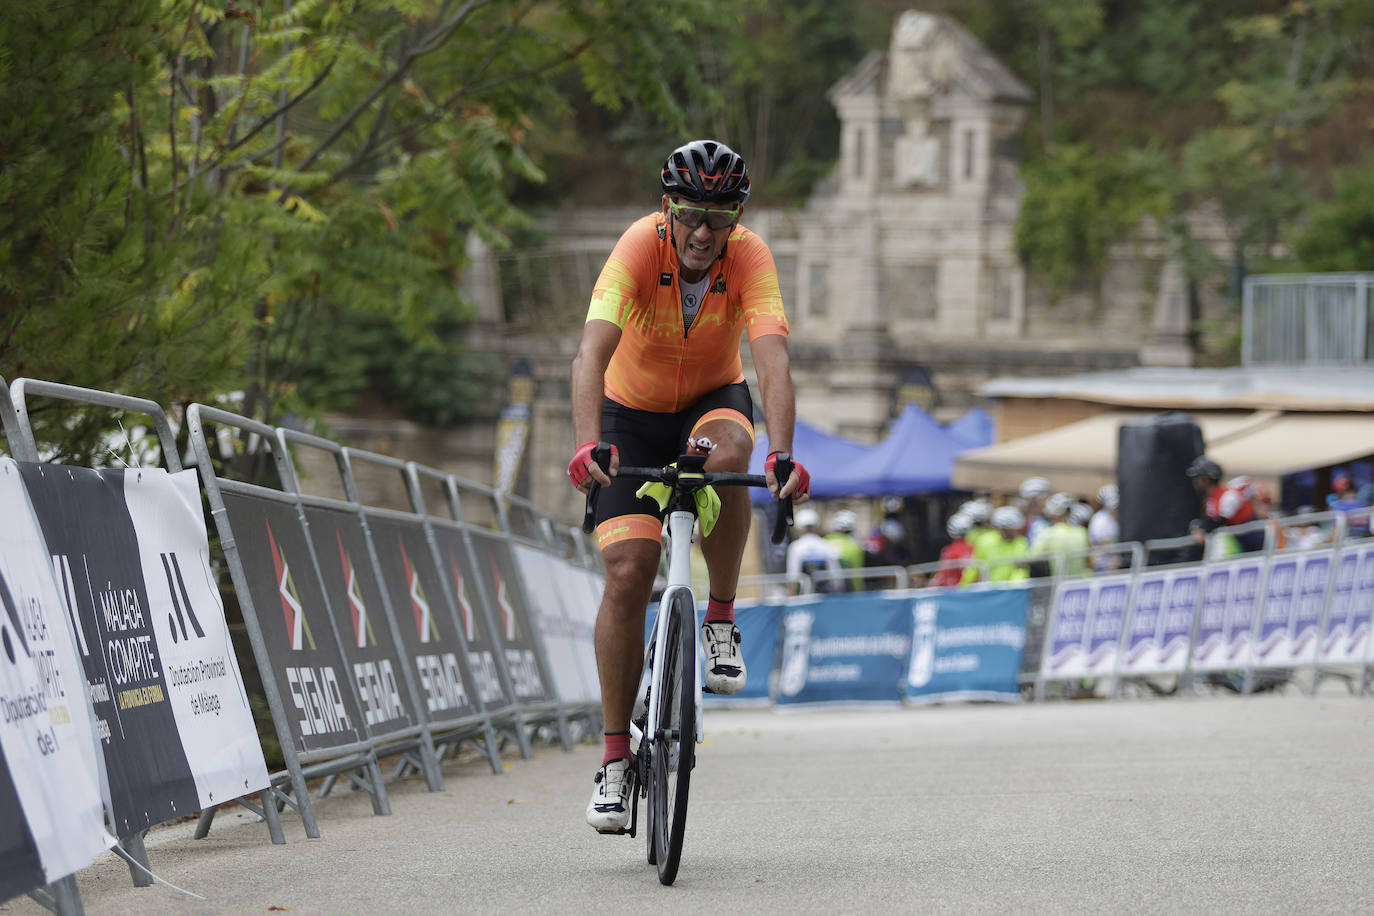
[629,508,705,750]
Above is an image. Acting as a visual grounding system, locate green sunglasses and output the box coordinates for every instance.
[669,200,741,231]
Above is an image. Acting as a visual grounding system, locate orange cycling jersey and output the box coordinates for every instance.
[586,213,789,413]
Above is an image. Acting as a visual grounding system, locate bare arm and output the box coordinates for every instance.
[569,318,622,489]
[749,332,804,500]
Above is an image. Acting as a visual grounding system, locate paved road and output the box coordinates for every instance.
[7,690,1374,914]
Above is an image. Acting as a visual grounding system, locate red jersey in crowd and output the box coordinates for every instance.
[931,539,975,588]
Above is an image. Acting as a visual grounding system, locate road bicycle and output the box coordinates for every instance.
[583,439,792,885]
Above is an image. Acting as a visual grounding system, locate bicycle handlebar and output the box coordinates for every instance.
[580,442,795,544]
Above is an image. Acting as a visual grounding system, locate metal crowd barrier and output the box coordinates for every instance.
[186,404,388,839]
[4,382,286,913]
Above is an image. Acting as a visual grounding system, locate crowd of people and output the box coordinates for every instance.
[926,460,1374,587]
[761,460,1374,595]
[926,477,1120,586]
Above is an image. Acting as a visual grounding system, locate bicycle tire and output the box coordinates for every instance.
[650,587,696,885]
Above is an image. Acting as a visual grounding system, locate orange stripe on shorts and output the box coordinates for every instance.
[691,408,754,442]
[596,514,662,549]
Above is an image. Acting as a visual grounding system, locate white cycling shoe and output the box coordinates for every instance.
[701,621,746,695]
[586,757,634,833]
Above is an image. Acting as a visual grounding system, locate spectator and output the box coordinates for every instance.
[1327,470,1371,538]
[961,498,997,562]
[1187,456,1264,554]
[1030,492,1091,577]
[1285,505,1328,551]
[863,516,911,572]
[1089,484,1121,571]
[964,505,1030,584]
[823,509,866,592]
[786,506,842,593]
[1019,476,1053,544]
[931,512,974,588]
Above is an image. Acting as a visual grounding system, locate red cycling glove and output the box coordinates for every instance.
[568,441,617,488]
[765,450,810,498]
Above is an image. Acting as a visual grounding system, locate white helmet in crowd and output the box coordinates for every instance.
[946,512,972,539]
[1097,484,1119,510]
[1019,476,1052,499]
[1069,501,1093,526]
[828,509,857,534]
[992,505,1025,531]
[1044,492,1075,519]
[795,507,821,531]
[961,499,991,524]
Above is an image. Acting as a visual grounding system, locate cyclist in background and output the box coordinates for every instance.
[568,139,809,833]
[823,509,866,591]
[787,506,842,592]
[931,511,973,588]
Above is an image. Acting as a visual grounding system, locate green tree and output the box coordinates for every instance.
[1292,156,1374,271]
[3,0,733,459]
[0,1,248,459]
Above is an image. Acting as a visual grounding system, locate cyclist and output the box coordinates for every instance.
[786,506,842,592]
[568,139,810,832]
[823,509,866,591]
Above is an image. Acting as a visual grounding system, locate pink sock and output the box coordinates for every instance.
[705,595,735,625]
[603,732,631,765]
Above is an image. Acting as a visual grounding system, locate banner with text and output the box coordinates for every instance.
[1042,574,1131,679]
[464,532,555,705]
[512,545,599,707]
[1118,566,1200,676]
[365,515,484,725]
[429,526,518,711]
[775,595,911,706]
[222,491,368,756]
[302,506,419,737]
[905,587,1028,704]
[21,462,268,834]
[0,461,108,902]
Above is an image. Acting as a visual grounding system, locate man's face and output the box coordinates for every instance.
[662,195,740,279]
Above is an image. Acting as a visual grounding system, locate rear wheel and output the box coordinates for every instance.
[649,587,696,885]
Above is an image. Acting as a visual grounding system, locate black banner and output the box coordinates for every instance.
[428,526,516,711]
[20,464,199,834]
[221,492,366,754]
[365,516,484,722]
[464,531,554,704]
[0,748,43,904]
[301,506,417,736]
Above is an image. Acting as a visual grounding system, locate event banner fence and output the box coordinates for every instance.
[8,373,1374,913]
[1039,542,1374,692]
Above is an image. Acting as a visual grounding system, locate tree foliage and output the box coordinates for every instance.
[2,0,732,459]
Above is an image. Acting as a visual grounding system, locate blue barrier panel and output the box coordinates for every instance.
[775,594,911,706]
[906,587,1029,704]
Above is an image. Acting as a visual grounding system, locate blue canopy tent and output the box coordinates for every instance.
[944,406,995,449]
[748,420,873,503]
[817,404,968,496]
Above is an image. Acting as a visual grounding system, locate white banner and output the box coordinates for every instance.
[121,468,269,805]
[511,545,593,706]
[0,459,109,896]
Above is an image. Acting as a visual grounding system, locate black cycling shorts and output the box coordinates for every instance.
[593,382,754,548]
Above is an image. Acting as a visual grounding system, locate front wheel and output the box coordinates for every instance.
[649,587,696,885]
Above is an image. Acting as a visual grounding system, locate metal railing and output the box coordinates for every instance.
[1243,272,1374,366]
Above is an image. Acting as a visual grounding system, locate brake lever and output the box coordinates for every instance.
[581,442,613,534]
[769,451,794,545]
